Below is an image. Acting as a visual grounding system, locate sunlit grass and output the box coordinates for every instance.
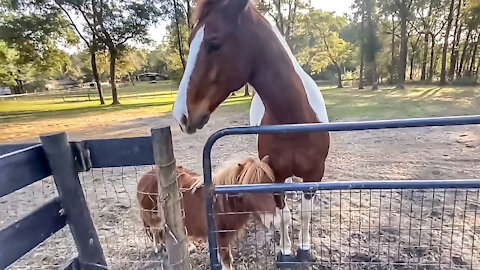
[1,82,479,124]
[324,85,480,121]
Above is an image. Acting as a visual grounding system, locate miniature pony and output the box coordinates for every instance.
[137,156,276,269]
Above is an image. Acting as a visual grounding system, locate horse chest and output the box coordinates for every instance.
[258,132,329,181]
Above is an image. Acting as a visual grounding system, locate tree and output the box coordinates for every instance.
[357,0,381,90]
[355,0,366,89]
[74,0,160,104]
[161,0,191,71]
[116,48,147,86]
[396,0,414,89]
[257,0,308,46]
[145,45,169,75]
[55,0,107,104]
[440,0,456,85]
[0,11,76,93]
[295,10,353,88]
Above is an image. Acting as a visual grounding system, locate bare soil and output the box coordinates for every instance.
[2,105,480,269]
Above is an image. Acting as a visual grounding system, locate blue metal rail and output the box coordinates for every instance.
[201,115,480,269]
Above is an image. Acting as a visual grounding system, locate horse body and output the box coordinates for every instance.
[137,157,276,269]
[172,0,330,262]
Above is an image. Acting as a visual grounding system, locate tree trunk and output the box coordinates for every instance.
[173,0,186,70]
[397,9,408,90]
[409,54,414,81]
[128,72,135,86]
[421,33,429,81]
[389,16,396,85]
[185,0,192,29]
[244,84,250,96]
[371,58,378,90]
[91,51,105,105]
[458,29,472,76]
[448,0,462,80]
[476,56,480,78]
[428,36,435,81]
[13,79,24,94]
[469,38,478,75]
[359,3,365,90]
[110,50,120,105]
[336,64,343,88]
[440,0,456,85]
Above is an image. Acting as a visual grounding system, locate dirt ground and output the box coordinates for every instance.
[2,104,480,269]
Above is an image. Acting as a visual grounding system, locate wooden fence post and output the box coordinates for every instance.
[151,127,191,270]
[40,132,106,270]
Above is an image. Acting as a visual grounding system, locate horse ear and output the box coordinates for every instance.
[223,0,249,22]
[260,155,270,165]
[237,162,245,170]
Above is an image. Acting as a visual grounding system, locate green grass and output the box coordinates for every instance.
[323,85,480,121]
[1,82,479,124]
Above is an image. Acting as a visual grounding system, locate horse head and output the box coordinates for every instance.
[172,0,253,134]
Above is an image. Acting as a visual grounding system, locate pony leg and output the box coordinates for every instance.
[218,246,234,270]
[297,192,315,262]
[276,204,292,255]
[259,202,293,255]
[152,232,159,254]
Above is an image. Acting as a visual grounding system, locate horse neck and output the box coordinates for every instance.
[247,14,317,124]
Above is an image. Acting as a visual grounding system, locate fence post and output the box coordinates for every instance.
[40,132,106,270]
[151,127,191,270]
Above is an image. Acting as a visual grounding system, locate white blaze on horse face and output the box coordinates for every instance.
[269,24,329,123]
[172,25,206,128]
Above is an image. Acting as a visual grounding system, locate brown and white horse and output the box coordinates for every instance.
[172,0,330,263]
[137,156,276,269]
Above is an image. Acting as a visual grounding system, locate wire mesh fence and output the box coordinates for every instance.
[1,176,76,269]
[3,166,479,269]
[212,188,480,269]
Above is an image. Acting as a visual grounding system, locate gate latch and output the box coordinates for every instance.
[71,141,92,172]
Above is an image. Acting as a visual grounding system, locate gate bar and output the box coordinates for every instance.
[214,179,480,194]
[202,114,480,269]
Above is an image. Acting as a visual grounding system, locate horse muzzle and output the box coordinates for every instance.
[180,114,210,134]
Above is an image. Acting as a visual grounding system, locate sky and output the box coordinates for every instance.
[148,0,353,44]
[65,0,353,52]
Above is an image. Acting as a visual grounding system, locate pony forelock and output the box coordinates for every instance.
[213,156,274,185]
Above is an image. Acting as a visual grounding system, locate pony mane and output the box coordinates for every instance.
[213,157,274,185]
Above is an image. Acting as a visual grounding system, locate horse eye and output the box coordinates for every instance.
[207,43,221,54]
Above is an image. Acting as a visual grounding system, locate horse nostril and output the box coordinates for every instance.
[198,114,210,129]
[181,114,187,126]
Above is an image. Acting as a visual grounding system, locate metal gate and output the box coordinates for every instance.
[202,115,480,269]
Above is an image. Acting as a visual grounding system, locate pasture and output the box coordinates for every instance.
[1,83,480,269]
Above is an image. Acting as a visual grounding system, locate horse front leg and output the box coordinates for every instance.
[297,192,315,262]
[260,194,295,268]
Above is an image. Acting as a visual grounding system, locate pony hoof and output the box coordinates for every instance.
[296,248,315,263]
[276,252,296,269]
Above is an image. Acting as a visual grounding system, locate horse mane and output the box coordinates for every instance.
[213,157,274,185]
[192,0,255,25]
[191,0,220,25]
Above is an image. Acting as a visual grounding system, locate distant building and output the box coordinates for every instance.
[46,75,81,90]
[0,87,11,95]
[138,73,168,81]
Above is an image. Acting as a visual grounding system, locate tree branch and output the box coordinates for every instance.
[56,2,90,47]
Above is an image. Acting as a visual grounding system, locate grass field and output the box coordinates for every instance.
[0,82,479,142]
